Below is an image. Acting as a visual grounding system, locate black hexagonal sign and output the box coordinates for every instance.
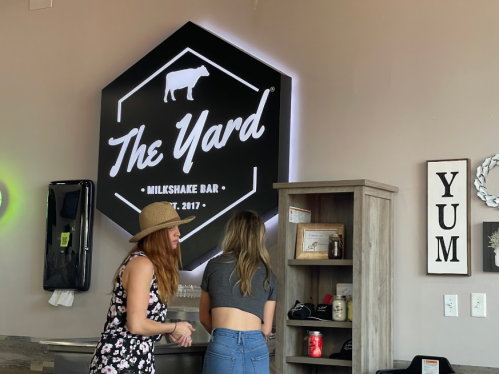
[97,21,291,269]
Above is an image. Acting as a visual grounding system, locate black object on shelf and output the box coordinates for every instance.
[376,355,456,374]
[43,180,95,292]
[287,300,315,320]
[329,338,352,360]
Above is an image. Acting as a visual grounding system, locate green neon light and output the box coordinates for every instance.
[0,163,22,231]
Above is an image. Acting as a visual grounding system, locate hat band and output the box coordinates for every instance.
[142,215,182,231]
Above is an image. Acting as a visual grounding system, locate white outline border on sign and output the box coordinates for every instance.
[114,166,258,242]
[117,47,259,122]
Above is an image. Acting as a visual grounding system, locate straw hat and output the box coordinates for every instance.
[129,201,195,243]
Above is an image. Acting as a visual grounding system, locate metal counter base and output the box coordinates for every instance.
[42,339,207,374]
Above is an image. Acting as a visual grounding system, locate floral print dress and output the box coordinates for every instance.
[89,251,167,374]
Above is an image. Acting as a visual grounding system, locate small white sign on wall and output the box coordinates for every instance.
[427,159,470,276]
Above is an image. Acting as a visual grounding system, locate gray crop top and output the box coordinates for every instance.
[200,253,277,323]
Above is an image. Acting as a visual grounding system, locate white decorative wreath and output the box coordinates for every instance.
[475,153,499,208]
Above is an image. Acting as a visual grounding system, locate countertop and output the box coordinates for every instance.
[40,308,210,355]
[40,337,208,355]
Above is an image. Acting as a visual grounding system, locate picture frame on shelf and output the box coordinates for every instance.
[483,222,499,272]
[295,223,345,259]
[336,283,353,296]
[426,158,471,276]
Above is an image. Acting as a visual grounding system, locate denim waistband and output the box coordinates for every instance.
[211,328,265,344]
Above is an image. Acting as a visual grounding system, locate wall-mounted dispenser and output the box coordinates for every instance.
[43,180,94,292]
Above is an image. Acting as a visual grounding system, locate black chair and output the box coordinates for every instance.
[376,355,456,374]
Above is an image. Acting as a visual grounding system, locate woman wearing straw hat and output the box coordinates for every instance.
[89,201,196,374]
[199,211,276,374]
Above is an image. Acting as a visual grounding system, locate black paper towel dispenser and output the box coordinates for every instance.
[43,180,95,292]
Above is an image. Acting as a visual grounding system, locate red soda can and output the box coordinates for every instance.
[307,331,323,358]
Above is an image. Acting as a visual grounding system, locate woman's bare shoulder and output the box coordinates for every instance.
[126,255,154,273]
[122,255,154,290]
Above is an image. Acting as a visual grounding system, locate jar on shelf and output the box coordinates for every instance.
[332,295,347,321]
[307,331,323,358]
[328,234,343,259]
[347,296,353,322]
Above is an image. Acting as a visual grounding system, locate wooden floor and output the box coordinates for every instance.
[0,336,54,374]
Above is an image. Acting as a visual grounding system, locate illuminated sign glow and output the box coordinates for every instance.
[0,181,9,220]
[97,22,291,269]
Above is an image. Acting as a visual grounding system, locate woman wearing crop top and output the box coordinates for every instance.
[199,211,277,374]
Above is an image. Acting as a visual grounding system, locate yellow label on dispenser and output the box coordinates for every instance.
[60,233,70,247]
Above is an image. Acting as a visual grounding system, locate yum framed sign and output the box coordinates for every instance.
[427,159,471,275]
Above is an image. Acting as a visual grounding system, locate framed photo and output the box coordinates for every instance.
[483,222,499,272]
[295,223,345,259]
[427,159,471,276]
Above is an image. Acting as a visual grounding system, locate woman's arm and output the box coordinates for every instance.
[261,300,276,337]
[124,257,195,338]
[199,290,212,334]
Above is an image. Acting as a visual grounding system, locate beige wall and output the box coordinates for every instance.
[1,0,499,367]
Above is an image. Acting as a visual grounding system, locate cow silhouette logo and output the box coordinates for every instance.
[163,65,209,103]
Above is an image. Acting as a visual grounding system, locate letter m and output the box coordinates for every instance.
[435,236,459,262]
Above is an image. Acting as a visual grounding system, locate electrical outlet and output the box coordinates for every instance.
[471,293,486,317]
[444,295,458,317]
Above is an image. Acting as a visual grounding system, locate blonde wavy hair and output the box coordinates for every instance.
[222,211,272,296]
[113,228,181,304]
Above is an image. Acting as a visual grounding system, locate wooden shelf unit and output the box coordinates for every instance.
[274,180,398,374]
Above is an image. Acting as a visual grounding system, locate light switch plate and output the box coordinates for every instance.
[444,295,458,317]
[471,293,486,317]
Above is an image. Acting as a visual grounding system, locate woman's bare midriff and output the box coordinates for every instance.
[211,307,262,331]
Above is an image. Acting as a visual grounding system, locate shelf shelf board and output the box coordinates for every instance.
[288,259,353,266]
[286,356,353,367]
[286,320,352,328]
[273,179,398,192]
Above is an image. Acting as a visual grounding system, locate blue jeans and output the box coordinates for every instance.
[202,328,269,374]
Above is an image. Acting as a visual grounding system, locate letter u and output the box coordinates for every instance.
[436,203,459,230]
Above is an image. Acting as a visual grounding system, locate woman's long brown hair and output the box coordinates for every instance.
[112,228,181,304]
[221,211,271,296]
